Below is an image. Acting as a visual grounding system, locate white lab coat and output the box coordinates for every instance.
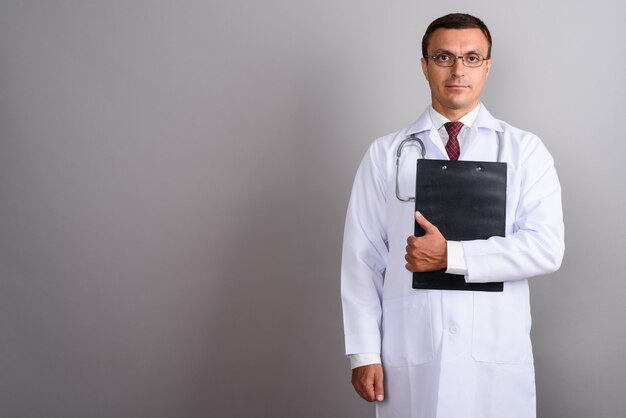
[341,105,564,418]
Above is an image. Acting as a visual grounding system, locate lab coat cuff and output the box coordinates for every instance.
[445,240,468,275]
[349,353,382,369]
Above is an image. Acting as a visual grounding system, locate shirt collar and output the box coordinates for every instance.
[406,102,502,135]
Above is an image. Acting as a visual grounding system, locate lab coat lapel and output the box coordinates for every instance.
[406,109,449,160]
[461,105,504,161]
[428,127,449,159]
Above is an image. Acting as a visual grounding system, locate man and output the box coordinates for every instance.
[341,13,564,418]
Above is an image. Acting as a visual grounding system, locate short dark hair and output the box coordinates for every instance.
[422,13,492,59]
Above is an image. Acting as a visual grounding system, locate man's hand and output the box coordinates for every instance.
[405,211,447,272]
[351,364,384,402]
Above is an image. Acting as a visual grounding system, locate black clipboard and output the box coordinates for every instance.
[412,159,506,292]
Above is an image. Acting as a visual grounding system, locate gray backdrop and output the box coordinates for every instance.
[0,1,624,417]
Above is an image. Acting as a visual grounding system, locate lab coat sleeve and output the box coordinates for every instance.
[463,134,565,283]
[341,140,388,356]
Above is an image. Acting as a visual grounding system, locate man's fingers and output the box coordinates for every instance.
[405,212,447,272]
[414,211,437,233]
[352,364,384,402]
[374,367,385,402]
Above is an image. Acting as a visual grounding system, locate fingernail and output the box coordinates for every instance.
[415,211,422,217]
[376,395,384,401]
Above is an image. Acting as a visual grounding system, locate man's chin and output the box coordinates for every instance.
[444,97,478,109]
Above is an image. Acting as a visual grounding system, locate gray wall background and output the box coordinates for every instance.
[0,1,624,417]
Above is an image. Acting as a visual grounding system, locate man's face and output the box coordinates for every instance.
[421,28,491,120]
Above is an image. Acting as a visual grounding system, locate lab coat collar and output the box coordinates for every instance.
[473,105,504,132]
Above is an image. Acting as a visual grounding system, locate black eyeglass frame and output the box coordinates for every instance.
[424,52,489,68]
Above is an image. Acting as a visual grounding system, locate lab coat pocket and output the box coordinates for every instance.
[381,293,434,368]
[471,298,533,364]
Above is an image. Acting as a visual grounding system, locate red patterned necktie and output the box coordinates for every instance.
[444,121,463,161]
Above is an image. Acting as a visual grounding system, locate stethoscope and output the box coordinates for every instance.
[395,134,426,202]
[395,131,504,202]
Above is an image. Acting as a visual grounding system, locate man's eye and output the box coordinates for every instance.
[465,54,481,62]
[436,54,452,62]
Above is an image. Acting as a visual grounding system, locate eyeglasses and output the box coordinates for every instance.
[425,52,488,68]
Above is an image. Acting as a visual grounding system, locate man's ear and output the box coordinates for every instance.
[421,57,429,80]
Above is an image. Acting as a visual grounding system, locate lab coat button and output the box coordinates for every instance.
[449,325,459,334]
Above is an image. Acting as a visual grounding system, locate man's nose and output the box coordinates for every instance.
[451,57,465,77]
